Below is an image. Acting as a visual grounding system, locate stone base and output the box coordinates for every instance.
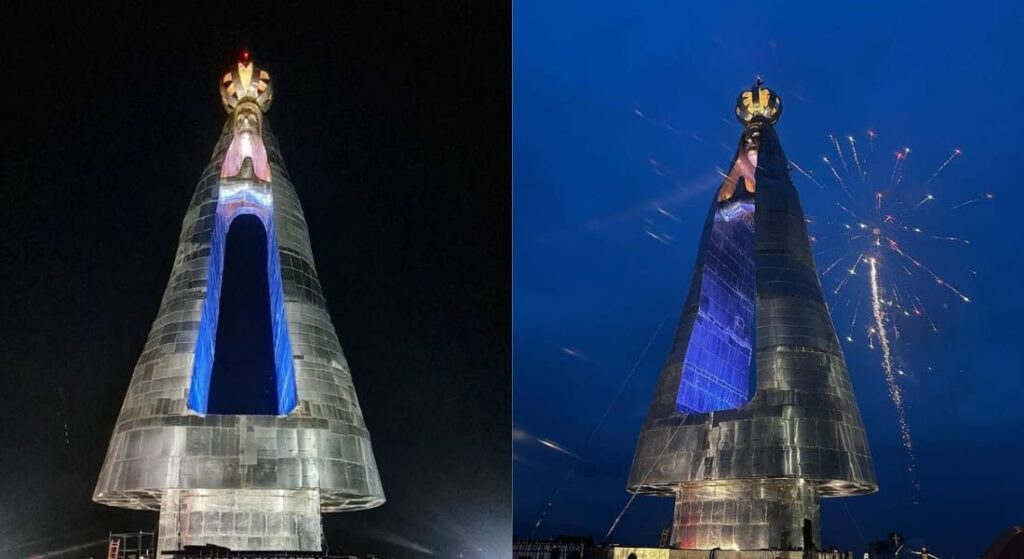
[671,479,819,550]
[157,488,322,553]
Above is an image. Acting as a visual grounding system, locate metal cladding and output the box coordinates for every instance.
[626,83,876,551]
[672,479,818,551]
[94,55,384,551]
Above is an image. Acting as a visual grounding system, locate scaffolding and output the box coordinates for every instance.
[107,531,155,559]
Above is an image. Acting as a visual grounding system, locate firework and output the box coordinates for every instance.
[804,131,989,499]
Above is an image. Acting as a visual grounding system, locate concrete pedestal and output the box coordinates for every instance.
[157,488,322,553]
[672,479,819,551]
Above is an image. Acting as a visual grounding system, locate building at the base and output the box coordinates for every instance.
[513,536,592,559]
[513,539,859,559]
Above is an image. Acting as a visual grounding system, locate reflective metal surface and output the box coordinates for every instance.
[94,56,384,552]
[672,479,817,550]
[627,84,876,551]
[158,489,323,551]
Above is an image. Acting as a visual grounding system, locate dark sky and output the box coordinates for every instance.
[514,2,1024,558]
[0,3,509,558]
[208,215,279,416]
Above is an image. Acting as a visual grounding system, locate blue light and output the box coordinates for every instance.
[187,182,297,416]
[265,210,297,414]
[675,202,756,413]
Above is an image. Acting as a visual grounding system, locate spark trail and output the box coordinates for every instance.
[791,160,823,188]
[890,148,910,183]
[830,134,853,181]
[848,136,865,180]
[868,256,919,493]
[923,148,961,187]
[823,157,852,199]
[888,241,970,302]
[912,194,934,210]
[845,295,862,342]
[951,193,994,209]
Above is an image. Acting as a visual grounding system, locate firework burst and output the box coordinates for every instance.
[798,131,991,500]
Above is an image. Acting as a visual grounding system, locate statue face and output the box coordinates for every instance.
[233,105,261,136]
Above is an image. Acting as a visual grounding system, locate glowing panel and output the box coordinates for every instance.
[188,181,297,416]
[221,130,272,182]
[675,200,756,413]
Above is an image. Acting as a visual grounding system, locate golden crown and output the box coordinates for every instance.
[219,51,273,114]
[735,78,781,125]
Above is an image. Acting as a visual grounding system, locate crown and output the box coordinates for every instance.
[735,78,782,126]
[219,50,273,114]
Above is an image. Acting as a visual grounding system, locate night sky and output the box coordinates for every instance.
[0,3,509,558]
[514,2,1024,558]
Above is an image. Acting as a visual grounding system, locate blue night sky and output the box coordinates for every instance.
[513,2,1024,557]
